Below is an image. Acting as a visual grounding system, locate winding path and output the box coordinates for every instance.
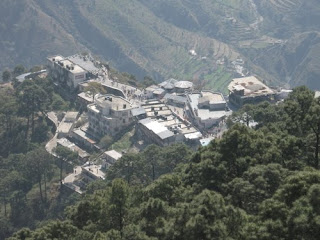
[45,112,59,156]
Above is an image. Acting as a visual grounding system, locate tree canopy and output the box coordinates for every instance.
[4,86,320,240]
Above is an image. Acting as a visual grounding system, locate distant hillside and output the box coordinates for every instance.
[0,0,83,70]
[0,0,320,90]
[255,0,320,38]
[246,32,320,89]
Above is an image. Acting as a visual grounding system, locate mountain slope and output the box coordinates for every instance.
[0,0,83,70]
[0,0,320,90]
[35,0,243,81]
[249,32,320,89]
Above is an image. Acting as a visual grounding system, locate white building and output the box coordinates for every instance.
[57,112,79,138]
[228,76,275,107]
[87,94,135,137]
[47,55,87,89]
[102,150,122,169]
[187,91,229,129]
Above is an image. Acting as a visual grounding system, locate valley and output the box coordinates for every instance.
[0,0,320,91]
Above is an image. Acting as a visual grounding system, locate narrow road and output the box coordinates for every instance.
[45,112,59,156]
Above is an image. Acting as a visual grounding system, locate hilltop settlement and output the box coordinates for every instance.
[36,54,291,193]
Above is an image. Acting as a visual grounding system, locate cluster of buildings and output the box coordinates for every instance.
[228,76,290,107]
[136,100,202,147]
[46,53,292,194]
[47,54,108,89]
[87,94,135,137]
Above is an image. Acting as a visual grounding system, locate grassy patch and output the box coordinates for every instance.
[109,127,136,153]
[204,66,232,94]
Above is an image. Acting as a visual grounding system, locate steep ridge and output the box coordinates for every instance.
[255,0,320,37]
[0,0,82,70]
[251,32,320,89]
[0,0,320,90]
[34,0,243,82]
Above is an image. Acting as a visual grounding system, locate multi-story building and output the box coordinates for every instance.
[47,55,87,89]
[47,54,106,90]
[186,91,229,129]
[87,94,135,137]
[228,76,275,107]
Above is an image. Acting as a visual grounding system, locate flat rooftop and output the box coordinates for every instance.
[175,81,193,89]
[141,100,201,139]
[82,163,105,180]
[95,95,133,111]
[73,129,97,145]
[48,55,64,62]
[78,92,94,103]
[131,107,146,117]
[104,150,122,160]
[164,93,187,104]
[143,102,172,117]
[228,76,274,96]
[188,93,229,120]
[200,91,225,104]
[65,112,78,121]
[57,138,89,158]
[139,118,174,140]
[57,122,73,134]
[67,54,100,73]
[146,85,160,91]
[60,59,86,74]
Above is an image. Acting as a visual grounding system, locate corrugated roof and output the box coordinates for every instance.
[164,94,187,103]
[131,107,146,117]
[139,118,174,139]
[158,130,174,139]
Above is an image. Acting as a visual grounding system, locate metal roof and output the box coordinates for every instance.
[139,118,174,139]
[131,107,146,117]
[157,130,175,139]
[164,94,187,103]
[159,78,178,89]
[104,150,122,160]
[175,81,193,89]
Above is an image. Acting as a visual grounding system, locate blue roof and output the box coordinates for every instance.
[200,138,214,147]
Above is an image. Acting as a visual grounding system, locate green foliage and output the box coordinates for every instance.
[0,71,74,238]
[13,65,25,76]
[2,69,11,82]
[55,146,78,163]
[107,144,192,185]
[84,82,107,101]
[6,87,320,239]
[99,135,113,149]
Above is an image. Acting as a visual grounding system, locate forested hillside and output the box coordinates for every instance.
[6,87,320,240]
[0,76,78,239]
[1,0,320,90]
